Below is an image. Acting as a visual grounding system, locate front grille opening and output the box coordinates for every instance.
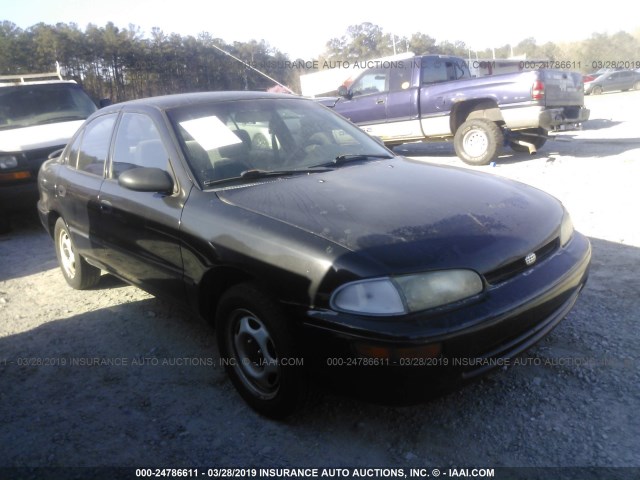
[484,237,560,285]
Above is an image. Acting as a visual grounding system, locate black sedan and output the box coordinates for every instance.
[38,92,591,418]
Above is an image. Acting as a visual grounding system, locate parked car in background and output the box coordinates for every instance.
[584,70,640,94]
[582,73,601,83]
[0,66,98,232]
[38,92,591,418]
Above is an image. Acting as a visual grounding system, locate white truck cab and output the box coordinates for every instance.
[0,65,98,232]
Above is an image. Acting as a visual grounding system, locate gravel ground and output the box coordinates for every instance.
[1,91,639,480]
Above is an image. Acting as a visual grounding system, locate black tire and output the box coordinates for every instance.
[216,283,307,418]
[453,118,504,166]
[592,86,603,95]
[54,218,101,289]
[509,128,548,153]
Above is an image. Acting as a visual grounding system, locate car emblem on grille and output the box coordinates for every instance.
[525,252,537,266]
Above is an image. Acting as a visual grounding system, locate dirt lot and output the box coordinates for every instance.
[1,91,639,479]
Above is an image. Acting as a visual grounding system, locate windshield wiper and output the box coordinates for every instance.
[203,167,332,187]
[312,153,394,168]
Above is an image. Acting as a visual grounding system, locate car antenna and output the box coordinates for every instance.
[209,42,299,95]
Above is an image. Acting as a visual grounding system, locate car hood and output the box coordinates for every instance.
[216,158,563,275]
[0,121,85,151]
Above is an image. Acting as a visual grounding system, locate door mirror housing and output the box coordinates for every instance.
[118,167,173,193]
[337,85,351,99]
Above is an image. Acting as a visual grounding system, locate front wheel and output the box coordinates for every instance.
[592,86,603,95]
[453,119,504,166]
[216,283,307,418]
[54,218,101,289]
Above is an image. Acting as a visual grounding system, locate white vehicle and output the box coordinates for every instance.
[0,65,98,232]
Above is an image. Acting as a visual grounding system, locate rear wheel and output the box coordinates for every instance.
[453,118,503,166]
[216,283,307,418]
[592,86,603,95]
[509,128,548,153]
[54,218,101,289]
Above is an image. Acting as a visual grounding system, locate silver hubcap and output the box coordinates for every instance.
[58,229,76,279]
[230,310,280,398]
[463,128,489,158]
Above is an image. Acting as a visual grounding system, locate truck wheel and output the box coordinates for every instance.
[54,217,101,289]
[216,283,307,418]
[509,128,548,153]
[454,119,503,166]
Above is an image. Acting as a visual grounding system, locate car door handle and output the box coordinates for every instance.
[99,200,113,214]
[56,185,66,197]
[376,98,385,105]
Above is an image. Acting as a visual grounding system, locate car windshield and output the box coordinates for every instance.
[167,97,393,187]
[0,83,97,131]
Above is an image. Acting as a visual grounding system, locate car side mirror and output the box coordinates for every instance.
[99,98,112,108]
[118,167,173,193]
[337,85,351,98]
[48,148,64,160]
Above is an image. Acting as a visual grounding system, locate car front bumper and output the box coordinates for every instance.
[299,231,591,395]
[0,180,39,212]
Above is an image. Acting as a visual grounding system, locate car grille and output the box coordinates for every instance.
[484,237,560,285]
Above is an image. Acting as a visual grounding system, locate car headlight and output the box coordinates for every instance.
[331,278,406,316]
[0,155,18,170]
[331,270,484,316]
[560,209,574,247]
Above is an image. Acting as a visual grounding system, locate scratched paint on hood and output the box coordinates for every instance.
[217,158,562,273]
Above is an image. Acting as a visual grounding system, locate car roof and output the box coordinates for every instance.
[101,91,305,114]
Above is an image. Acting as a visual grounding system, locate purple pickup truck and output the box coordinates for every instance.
[320,55,590,165]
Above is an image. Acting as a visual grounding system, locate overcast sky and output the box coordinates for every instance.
[3,0,639,59]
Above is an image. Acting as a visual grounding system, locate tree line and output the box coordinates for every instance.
[321,22,640,71]
[0,21,296,103]
[2,20,639,103]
